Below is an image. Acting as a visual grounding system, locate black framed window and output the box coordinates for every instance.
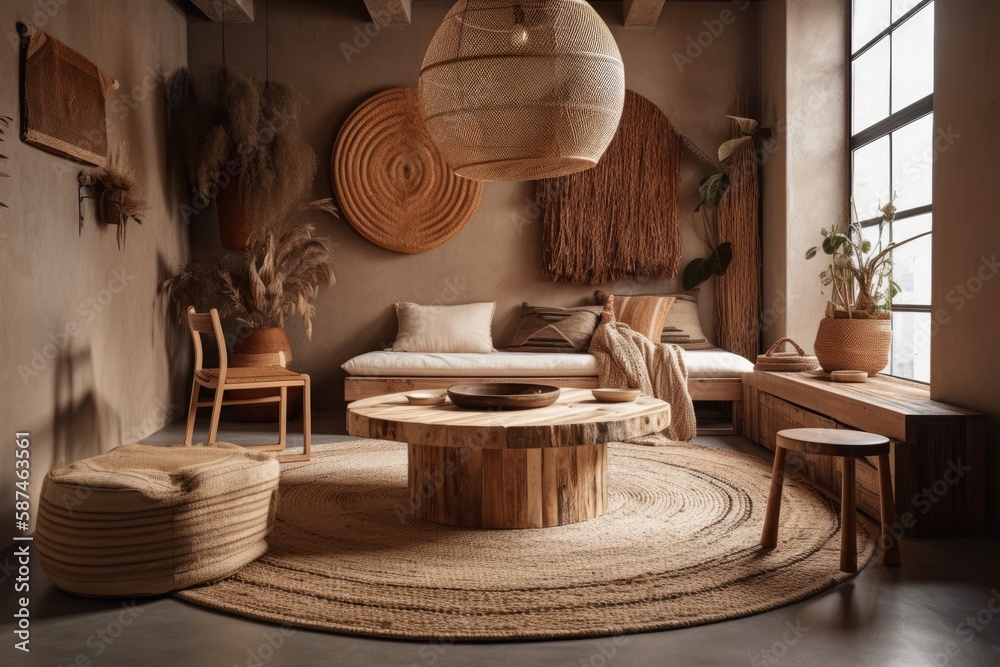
[851,0,934,382]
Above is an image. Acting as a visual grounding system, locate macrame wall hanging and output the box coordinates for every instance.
[537,90,682,284]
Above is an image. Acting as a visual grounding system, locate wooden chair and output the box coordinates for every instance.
[183,307,311,462]
[760,427,900,573]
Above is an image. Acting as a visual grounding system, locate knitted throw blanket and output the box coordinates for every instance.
[588,309,697,443]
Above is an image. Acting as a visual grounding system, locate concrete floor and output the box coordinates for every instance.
[4,415,1000,667]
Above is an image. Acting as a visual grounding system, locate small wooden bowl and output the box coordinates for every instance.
[831,370,869,383]
[592,388,641,403]
[405,392,447,406]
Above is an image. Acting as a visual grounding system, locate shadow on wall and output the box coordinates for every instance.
[157,251,195,431]
[52,346,116,465]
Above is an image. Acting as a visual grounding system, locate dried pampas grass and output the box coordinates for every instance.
[78,142,148,249]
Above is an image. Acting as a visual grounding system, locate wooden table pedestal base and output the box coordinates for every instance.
[407,442,607,529]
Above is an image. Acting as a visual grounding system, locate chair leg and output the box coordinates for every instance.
[841,457,858,573]
[760,446,787,548]
[302,376,312,461]
[207,386,225,444]
[277,386,288,449]
[184,379,200,446]
[878,452,901,567]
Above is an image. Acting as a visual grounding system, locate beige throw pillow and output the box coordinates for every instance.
[661,294,714,349]
[392,302,496,353]
[508,303,603,353]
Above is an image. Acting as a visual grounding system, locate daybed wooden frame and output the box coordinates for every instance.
[344,376,744,435]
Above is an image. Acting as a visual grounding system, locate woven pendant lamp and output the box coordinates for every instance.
[418,0,626,182]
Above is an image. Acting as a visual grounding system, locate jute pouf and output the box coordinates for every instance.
[177,440,878,640]
[332,86,484,254]
[37,444,279,597]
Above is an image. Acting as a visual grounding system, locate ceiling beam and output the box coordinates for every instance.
[623,0,666,28]
[363,0,413,26]
[190,0,254,23]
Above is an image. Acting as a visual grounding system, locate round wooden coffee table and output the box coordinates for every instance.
[347,388,671,529]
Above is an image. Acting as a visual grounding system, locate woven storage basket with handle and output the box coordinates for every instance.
[754,337,820,372]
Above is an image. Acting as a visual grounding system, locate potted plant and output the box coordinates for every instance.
[806,197,930,375]
[166,66,318,249]
[164,202,337,420]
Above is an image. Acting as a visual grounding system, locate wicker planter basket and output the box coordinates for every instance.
[230,327,302,422]
[813,317,891,376]
[754,337,819,372]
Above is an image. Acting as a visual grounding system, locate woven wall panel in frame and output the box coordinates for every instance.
[537,90,681,284]
[332,87,483,254]
[18,24,116,167]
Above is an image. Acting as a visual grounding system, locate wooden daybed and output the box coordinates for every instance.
[342,349,753,433]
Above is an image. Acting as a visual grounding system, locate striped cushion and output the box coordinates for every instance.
[36,443,279,597]
[661,294,714,349]
[594,291,675,342]
[508,303,603,353]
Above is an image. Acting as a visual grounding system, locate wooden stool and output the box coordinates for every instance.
[760,428,901,573]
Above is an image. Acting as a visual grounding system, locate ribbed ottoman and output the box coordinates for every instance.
[36,443,280,597]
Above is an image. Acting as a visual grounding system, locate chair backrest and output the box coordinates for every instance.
[186,307,228,373]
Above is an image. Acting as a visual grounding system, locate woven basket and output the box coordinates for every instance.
[754,337,819,372]
[813,317,891,376]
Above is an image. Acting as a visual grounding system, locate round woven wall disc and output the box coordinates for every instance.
[332,87,484,254]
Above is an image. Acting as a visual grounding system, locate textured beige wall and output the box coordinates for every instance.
[0,0,190,531]
[186,0,760,411]
[932,0,1000,532]
[759,0,848,351]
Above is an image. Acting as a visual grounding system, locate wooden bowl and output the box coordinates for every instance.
[447,384,560,410]
[405,391,447,406]
[592,388,641,403]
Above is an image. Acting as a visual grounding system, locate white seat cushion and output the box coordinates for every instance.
[342,349,754,379]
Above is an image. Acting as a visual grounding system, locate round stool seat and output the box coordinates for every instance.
[776,428,889,456]
[36,443,279,597]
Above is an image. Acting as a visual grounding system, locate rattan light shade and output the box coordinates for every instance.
[418,0,625,182]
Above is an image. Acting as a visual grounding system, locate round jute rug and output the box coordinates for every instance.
[176,440,877,640]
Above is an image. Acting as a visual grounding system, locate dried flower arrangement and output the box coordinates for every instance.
[78,142,148,249]
[165,66,318,236]
[163,200,338,339]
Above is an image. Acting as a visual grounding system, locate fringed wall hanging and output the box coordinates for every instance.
[714,91,763,361]
[537,90,682,284]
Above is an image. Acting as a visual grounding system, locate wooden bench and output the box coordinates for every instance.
[743,371,986,537]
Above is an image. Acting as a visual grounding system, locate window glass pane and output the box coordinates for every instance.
[892,0,929,22]
[854,0,890,52]
[852,36,891,132]
[889,214,932,305]
[853,137,891,222]
[891,113,933,210]
[892,3,934,112]
[891,311,931,382]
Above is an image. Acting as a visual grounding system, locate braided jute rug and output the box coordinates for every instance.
[176,440,877,640]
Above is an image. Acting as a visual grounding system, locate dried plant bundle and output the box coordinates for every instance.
[714,90,762,361]
[166,66,319,232]
[78,141,148,249]
[163,200,338,338]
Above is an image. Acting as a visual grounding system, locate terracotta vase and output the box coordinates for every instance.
[813,317,892,376]
[230,327,303,422]
[216,179,253,250]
